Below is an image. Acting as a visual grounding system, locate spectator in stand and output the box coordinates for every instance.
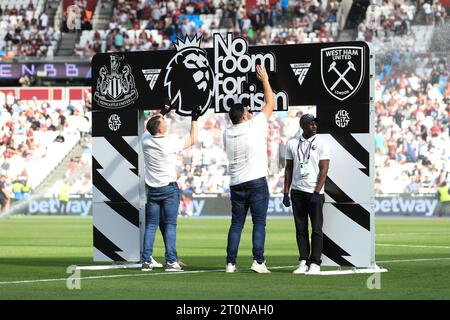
[19,75,32,87]
[436,181,450,216]
[39,12,48,30]
[180,194,193,216]
[423,0,432,25]
[0,175,9,211]
[11,178,25,203]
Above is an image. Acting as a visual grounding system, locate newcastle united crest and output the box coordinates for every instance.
[321,46,364,101]
[94,55,139,109]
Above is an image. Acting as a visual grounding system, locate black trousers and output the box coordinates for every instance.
[290,189,324,265]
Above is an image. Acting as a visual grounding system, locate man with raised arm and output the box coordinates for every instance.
[223,64,275,274]
[141,107,201,272]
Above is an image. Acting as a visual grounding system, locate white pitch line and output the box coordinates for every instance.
[376,232,450,236]
[0,268,225,285]
[377,257,450,263]
[1,257,450,286]
[267,265,296,269]
[0,266,298,286]
[0,277,74,285]
[376,243,450,249]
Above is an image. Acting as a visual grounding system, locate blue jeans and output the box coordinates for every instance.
[226,177,269,264]
[142,182,179,263]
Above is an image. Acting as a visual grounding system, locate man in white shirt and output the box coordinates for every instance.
[423,1,432,25]
[39,12,48,30]
[283,114,330,274]
[141,108,200,272]
[223,65,275,274]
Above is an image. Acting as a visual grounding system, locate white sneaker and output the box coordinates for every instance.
[250,260,271,273]
[293,260,309,274]
[225,263,237,273]
[165,261,184,272]
[149,257,163,268]
[305,263,321,275]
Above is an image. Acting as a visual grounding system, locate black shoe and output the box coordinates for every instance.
[141,261,153,272]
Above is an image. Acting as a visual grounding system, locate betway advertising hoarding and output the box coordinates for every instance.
[184,194,440,216]
[20,193,440,217]
[25,195,92,216]
[374,194,438,216]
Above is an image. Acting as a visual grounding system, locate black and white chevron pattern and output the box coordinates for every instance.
[93,135,141,262]
[319,133,373,267]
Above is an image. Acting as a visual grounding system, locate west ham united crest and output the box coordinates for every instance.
[94,55,139,109]
[321,46,364,101]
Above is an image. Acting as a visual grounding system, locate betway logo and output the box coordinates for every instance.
[374,197,438,216]
[28,198,92,216]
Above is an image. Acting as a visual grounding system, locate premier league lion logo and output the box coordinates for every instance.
[164,34,214,116]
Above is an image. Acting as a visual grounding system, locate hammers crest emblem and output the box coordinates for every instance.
[320,46,364,101]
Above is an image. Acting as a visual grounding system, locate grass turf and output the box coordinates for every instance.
[0,216,449,299]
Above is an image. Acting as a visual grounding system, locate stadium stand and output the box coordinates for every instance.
[75,0,341,58]
[0,88,91,208]
[374,52,449,193]
[342,0,449,194]
[0,0,61,58]
[42,136,92,197]
[351,0,439,53]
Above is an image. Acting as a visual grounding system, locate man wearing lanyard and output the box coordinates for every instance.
[223,65,275,273]
[283,114,330,274]
[141,107,201,272]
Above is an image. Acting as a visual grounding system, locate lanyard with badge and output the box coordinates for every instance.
[297,136,316,179]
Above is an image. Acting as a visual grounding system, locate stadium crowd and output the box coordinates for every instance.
[49,137,92,202]
[75,0,340,58]
[356,0,417,43]
[0,91,91,211]
[374,51,449,194]
[0,0,61,58]
[420,0,447,25]
[354,0,448,53]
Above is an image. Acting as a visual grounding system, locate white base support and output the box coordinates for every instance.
[305,264,388,276]
[76,263,142,271]
[75,264,388,274]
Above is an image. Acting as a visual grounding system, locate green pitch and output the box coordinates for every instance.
[0,216,449,299]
